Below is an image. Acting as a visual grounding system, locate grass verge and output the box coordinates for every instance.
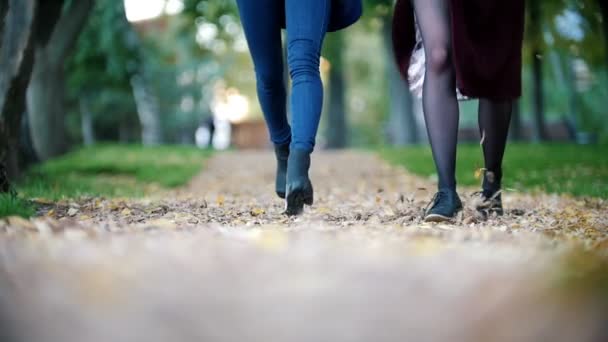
[2,144,211,218]
[380,143,608,198]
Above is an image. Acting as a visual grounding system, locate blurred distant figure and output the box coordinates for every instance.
[236,0,362,215]
[393,0,525,222]
[195,115,232,150]
[195,116,214,149]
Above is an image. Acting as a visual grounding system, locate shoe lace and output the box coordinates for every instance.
[424,191,445,213]
[472,190,502,209]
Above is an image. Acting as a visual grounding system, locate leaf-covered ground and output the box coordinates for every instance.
[1,151,607,342]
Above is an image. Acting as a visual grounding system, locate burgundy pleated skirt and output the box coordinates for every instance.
[392,0,526,100]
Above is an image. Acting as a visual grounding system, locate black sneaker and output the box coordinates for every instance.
[274,142,290,199]
[475,170,504,217]
[424,189,463,222]
[474,189,504,217]
[285,149,314,216]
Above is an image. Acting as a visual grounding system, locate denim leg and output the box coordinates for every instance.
[285,0,331,152]
[236,0,291,145]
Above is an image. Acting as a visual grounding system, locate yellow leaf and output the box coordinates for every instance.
[121,208,132,216]
[317,207,331,214]
[31,197,54,205]
[474,168,485,180]
[250,208,265,216]
[46,209,55,217]
[216,195,225,206]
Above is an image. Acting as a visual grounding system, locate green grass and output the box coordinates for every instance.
[381,143,608,198]
[1,144,211,218]
[19,144,211,200]
[0,193,36,218]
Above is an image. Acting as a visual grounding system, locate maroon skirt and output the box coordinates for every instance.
[392,0,525,100]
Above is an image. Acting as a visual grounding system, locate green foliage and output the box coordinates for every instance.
[381,144,608,198]
[0,194,35,219]
[17,145,211,200]
[66,0,140,142]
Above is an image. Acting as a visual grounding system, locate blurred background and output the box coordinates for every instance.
[7,0,608,151]
[1,0,607,203]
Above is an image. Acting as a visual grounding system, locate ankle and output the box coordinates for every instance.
[287,149,311,180]
[482,170,502,193]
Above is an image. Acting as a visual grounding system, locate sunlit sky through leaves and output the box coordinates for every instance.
[124,0,184,22]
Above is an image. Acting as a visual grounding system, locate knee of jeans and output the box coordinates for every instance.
[256,72,284,94]
[287,39,320,85]
[425,45,452,74]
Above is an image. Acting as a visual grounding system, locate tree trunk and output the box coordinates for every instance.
[0,0,37,191]
[131,74,163,145]
[529,0,547,141]
[18,110,38,169]
[325,32,347,149]
[382,14,418,145]
[0,0,7,46]
[509,100,524,141]
[80,98,95,146]
[599,0,608,76]
[27,0,93,161]
[27,52,68,159]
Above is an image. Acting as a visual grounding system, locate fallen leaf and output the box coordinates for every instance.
[250,208,265,216]
[67,207,79,217]
[31,198,54,205]
[216,195,225,206]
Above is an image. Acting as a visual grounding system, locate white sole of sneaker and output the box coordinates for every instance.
[424,213,454,223]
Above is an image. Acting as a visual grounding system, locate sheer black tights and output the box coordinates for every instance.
[412,0,512,190]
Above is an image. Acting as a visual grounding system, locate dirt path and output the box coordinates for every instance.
[1,151,607,342]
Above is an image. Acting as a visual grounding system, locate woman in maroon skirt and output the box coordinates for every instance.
[392,0,525,222]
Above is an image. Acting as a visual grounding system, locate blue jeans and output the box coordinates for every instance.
[236,0,331,152]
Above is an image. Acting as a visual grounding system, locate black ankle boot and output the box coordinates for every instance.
[476,170,504,216]
[274,142,290,199]
[424,188,463,222]
[285,149,313,216]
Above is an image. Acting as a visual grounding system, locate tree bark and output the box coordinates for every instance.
[0,0,8,46]
[131,74,163,145]
[80,98,95,146]
[599,0,608,76]
[509,100,524,141]
[0,0,37,191]
[529,0,547,141]
[382,14,418,145]
[325,32,347,149]
[27,0,94,161]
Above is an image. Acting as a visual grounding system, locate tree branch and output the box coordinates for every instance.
[47,0,94,66]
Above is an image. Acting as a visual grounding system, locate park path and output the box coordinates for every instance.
[1,151,607,342]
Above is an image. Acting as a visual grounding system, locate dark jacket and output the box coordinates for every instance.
[280,0,363,32]
[392,0,525,100]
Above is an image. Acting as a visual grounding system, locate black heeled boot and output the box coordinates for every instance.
[285,149,314,216]
[274,142,290,199]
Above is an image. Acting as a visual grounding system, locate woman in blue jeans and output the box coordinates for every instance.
[236,0,362,215]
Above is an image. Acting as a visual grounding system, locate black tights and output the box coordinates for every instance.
[412,0,512,190]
